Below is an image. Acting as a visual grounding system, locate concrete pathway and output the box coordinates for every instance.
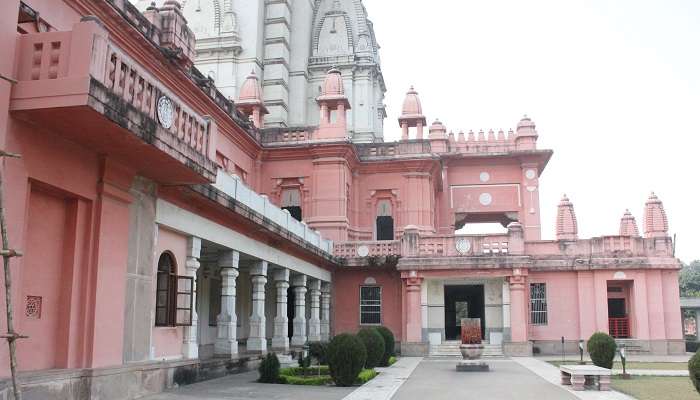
[340,357,422,400]
[140,370,354,400]
[391,359,579,400]
[513,357,636,400]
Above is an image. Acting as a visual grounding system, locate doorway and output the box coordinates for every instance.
[444,285,485,341]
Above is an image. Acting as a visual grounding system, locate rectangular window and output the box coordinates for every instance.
[530,283,548,325]
[360,286,381,325]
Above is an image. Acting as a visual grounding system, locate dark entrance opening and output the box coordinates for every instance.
[287,287,296,339]
[283,206,302,222]
[608,298,626,318]
[376,216,394,240]
[444,285,485,341]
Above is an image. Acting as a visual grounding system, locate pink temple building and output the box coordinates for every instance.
[0,0,683,398]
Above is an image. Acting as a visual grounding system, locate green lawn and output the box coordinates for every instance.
[612,376,697,400]
[547,360,688,371]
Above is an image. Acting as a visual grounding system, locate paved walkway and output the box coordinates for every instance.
[391,359,579,400]
[341,357,421,400]
[141,370,354,400]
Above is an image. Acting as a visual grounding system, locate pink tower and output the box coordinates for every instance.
[316,67,351,139]
[644,192,669,238]
[515,115,538,150]
[236,71,268,128]
[399,86,427,140]
[556,194,578,241]
[619,209,640,236]
[428,119,448,153]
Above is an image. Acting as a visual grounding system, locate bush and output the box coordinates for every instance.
[258,352,281,383]
[388,356,397,366]
[689,349,700,393]
[375,326,395,367]
[281,366,330,376]
[327,333,367,386]
[357,328,385,369]
[587,332,617,369]
[356,369,378,384]
[308,341,329,365]
[278,375,333,385]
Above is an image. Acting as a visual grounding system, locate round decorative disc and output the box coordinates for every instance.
[455,238,471,255]
[357,245,370,257]
[479,172,490,183]
[525,169,537,180]
[157,96,175,129]
[479,192,493,206]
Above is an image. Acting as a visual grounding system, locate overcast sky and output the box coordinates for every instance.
[363,0,700,263]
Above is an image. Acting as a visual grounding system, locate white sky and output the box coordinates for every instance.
[363,0,700,263]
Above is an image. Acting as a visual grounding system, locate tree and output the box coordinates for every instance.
[680,261,700,297]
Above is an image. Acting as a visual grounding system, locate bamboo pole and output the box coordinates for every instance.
[0,149,23,400]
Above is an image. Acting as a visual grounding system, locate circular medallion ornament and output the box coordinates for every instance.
[157,96,175,129]
[357,245,370,257]
[479,193,493,206]
[479,172,490,183]
[525,169,537,180]
[455,238,471,255]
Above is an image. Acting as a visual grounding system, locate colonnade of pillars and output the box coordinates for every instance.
[182,238,331,359]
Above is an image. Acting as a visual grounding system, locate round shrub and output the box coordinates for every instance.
[375,326,395,366]
[308,341,329,365]
[357,327,386,369]
[258,352,280,383]
[587,332,617,369]
[327,333,367,386]
[689,349,700,393]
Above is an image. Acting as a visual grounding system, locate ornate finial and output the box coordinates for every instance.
[620,209,640,236]
[644,192,668,238]
[556,194,578,241]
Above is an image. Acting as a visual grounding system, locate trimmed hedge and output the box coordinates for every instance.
[375,326,396,367]
[281,366,330,376]
[327,333,367,386]
[388,356,397,366]
[278,375,332,385]
[356,369,378,384]
[308,341,329,365]
[357,328,385,369]
[689,349,700,393]
[258,353,280,383]
[587,332,617,369]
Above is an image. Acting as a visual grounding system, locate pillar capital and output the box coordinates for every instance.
[218,249,240,269]
[292,274,307,288]
[273,267,290,283]
[250,260,268,276]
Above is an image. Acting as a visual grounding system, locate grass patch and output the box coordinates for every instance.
[356,369,378,384]
[388,356,397,366]
[612,376,697,400]
[547,361,687,371]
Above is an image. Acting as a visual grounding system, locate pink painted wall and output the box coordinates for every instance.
[151,227,187,359]
[529,272,580,341]
[332,269,403,340]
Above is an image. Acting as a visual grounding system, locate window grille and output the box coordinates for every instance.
[530,283,548,325]
[360,286,381,325]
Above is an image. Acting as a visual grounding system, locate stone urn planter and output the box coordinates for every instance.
[459,343,484,360]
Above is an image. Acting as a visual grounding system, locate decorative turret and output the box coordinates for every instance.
[236,71,268,128]
[428,119,448,153]
[556,194,578,241]
[515,115,538,150]
[644,192,669,238]
[399,86,427,140]
[155,0,196,68]
[619,209,640,236]
[316,67,351,139]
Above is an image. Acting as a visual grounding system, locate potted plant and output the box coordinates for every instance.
[459,318,483,360]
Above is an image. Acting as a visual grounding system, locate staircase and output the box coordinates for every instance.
[615,339,650,355]
[429,340,504,358]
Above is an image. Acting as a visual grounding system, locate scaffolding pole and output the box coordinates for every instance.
[0,148,24,400]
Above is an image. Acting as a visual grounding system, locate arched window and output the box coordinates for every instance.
[155,252,194,327]
[281,188,303,222]
[376,200,394,241]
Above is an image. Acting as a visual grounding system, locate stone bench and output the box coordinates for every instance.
[560,365,611,391]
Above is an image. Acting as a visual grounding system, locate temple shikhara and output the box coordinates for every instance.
[0,0,684,398]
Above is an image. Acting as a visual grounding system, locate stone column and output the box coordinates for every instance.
[404,273,424,342]
[307,279,322,342]
[272,269,290,350]
[182,237,201,359]
[502,279,511,342]
[320,282,331,342]
[509,273,528,343]
[247,260,268,352]
[291,275,308,346]
[215,250,239,357]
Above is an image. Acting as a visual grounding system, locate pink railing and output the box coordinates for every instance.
[451,129,517,154]
[525,235,673,257]
[334,240,400,258]
[416,234,510,257]
[14,22,211,159]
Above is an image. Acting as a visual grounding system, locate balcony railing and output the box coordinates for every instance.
[213,171,334,255]
[334,240,400,258]
[356,141,432,159]
[609,317,630,338]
